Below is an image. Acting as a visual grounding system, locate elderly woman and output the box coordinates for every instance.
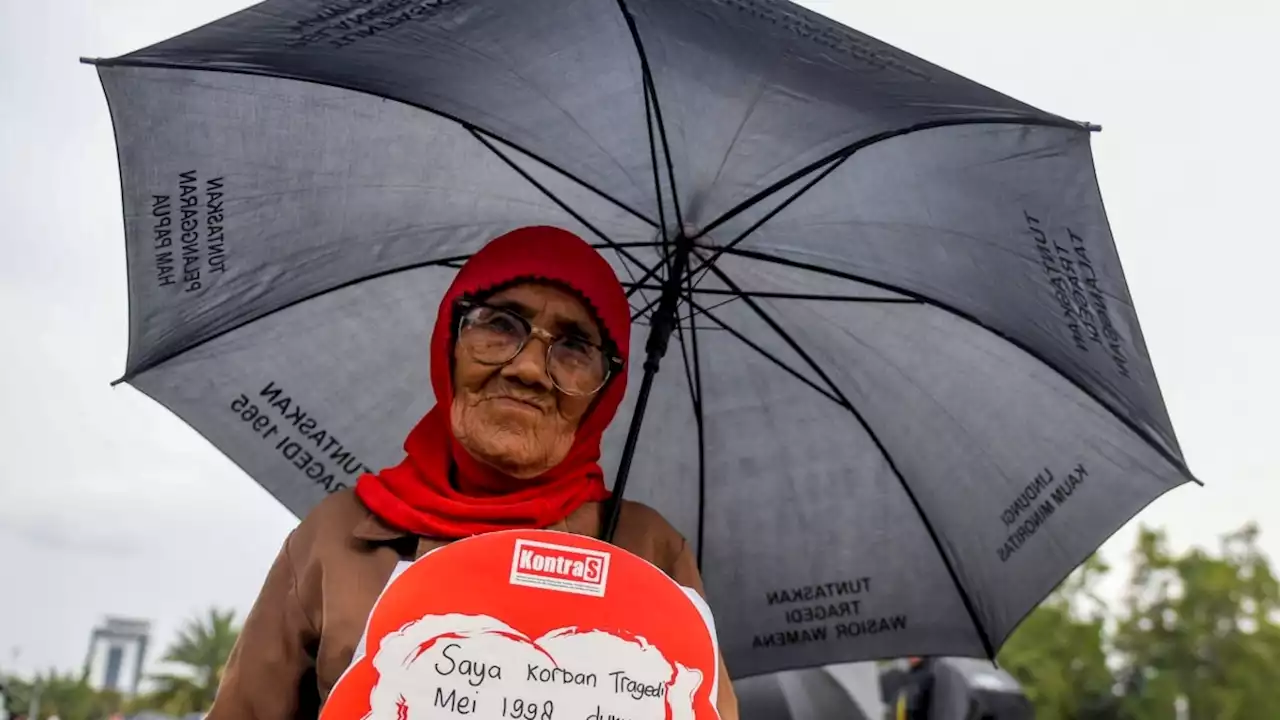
[208,226,739,719]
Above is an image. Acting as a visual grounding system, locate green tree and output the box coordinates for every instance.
[1000,522,1280,720]
[38,670,123,720]
[998,554,1119,719]
[0,675,34,718]
[1112,523,1280,720]
[1,669,122,720]
[134,608,240,715]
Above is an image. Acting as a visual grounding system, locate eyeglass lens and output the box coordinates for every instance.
[459,305,609,395]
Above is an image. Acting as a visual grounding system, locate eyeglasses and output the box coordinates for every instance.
[455,300,623,396]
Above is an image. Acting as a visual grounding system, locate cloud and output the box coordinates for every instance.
[0,510,143,559]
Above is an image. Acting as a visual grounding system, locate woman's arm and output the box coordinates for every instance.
[207,532,320,720]
[670,540,740,720]
[713,651,740,720]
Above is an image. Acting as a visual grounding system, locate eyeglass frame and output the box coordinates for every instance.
[453,298,625,397]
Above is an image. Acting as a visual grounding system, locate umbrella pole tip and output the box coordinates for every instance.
[1085,122,1103,132]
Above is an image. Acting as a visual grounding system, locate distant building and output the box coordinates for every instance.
[83,618,151,695]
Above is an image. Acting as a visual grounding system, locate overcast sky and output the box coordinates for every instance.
[1,0,1276,679]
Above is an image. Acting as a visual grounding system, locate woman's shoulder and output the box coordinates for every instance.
[289,488,381,553]
[298,486,366,528]
[609,499,688,571]
[615,499,681,537]
[285,488,411,589]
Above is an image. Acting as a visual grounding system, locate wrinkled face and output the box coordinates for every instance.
[450,282,604,478]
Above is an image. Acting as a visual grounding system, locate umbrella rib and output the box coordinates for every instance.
[703,245,1201,486]
[688,298,846,410]
[641,80,674,309]
[624,254,666,299]
[646,72,684,232]
[450,248,663,318]
[633,317,729,334]
[614,0,685,231]
[670,299,708,568]
[644,78,669,239]
[681,267,708,569]
[689,154,850,292]
[112,241,667,385]
[691,115,1095,243]
[694,254,850,406]
[625,285,920,303]
[615,253,655,319]
[469,129,665,315]
[622,203,680,299]
[684,295,740,321]
[631,292,661,322]
[696,258,999,658]
[83,57,658,230]
[673,306,702,410]
[114,254,469,385]
[619,85,684,301]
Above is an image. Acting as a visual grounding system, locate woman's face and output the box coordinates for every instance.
[450,282,603,478]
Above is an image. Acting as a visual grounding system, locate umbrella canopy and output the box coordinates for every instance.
[86,0,1195,678]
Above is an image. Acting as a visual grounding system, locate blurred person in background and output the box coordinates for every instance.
[896,656,937,720]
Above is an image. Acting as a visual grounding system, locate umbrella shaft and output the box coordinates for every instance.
[644,235,693,360]
[603,360,659,542]
[604,235,692,542]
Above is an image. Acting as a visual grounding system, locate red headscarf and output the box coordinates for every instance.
[355,226,631,539]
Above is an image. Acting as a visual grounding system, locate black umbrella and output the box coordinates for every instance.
[84,0,1196,678]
